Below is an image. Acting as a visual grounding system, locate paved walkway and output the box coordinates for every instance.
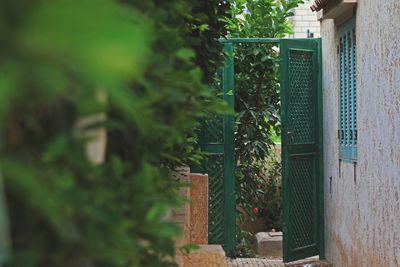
[227,257,333,267]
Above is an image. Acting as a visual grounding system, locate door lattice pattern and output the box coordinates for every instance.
[288,49,315,144]
[280,38,322,262]
[289,156,316,248]
[203,115,224,144]
[206,154,225,245]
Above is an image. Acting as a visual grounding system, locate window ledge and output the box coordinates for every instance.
[318,0,357,23]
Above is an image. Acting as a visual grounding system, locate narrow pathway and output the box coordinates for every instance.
[227,257,333,267]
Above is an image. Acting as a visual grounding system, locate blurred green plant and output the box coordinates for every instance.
[0,0,229,266]
[226,0,303,256]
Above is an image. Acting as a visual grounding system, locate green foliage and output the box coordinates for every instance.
[226,0,303,255]
[235,229,254,257]
[0,1,229,266]
[228,0,301,37]
[258,157,282,230]
[233,41,281,214]
[187,1,231,84]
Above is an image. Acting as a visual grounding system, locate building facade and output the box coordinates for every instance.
[289,0,320,38]
[317,0,400,266]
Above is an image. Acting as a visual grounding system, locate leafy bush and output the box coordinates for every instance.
[0,1,229,266]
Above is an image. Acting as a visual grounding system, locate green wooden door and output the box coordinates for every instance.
[280,39,324,263]
[197,43,235,255]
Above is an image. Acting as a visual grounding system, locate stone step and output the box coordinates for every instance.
[255,232,283,258]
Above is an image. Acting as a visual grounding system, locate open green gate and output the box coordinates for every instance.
[198,38,324,262]
[280,38,324,262]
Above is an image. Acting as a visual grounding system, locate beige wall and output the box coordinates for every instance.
[289,0,320,38]
[321,1,400,266]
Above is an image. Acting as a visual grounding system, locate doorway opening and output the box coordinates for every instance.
[198,38,324,263]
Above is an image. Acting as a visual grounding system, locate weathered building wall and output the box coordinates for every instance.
[289,0,320,38]
[321,1,400,266]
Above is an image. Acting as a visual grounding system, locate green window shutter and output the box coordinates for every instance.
[339,17,357,162]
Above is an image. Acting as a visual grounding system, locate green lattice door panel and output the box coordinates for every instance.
[280,39,324,263]
[197,43,235,255]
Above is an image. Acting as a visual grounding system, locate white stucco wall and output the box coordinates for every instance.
[321,1,400,266]
[289,0,320,38]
